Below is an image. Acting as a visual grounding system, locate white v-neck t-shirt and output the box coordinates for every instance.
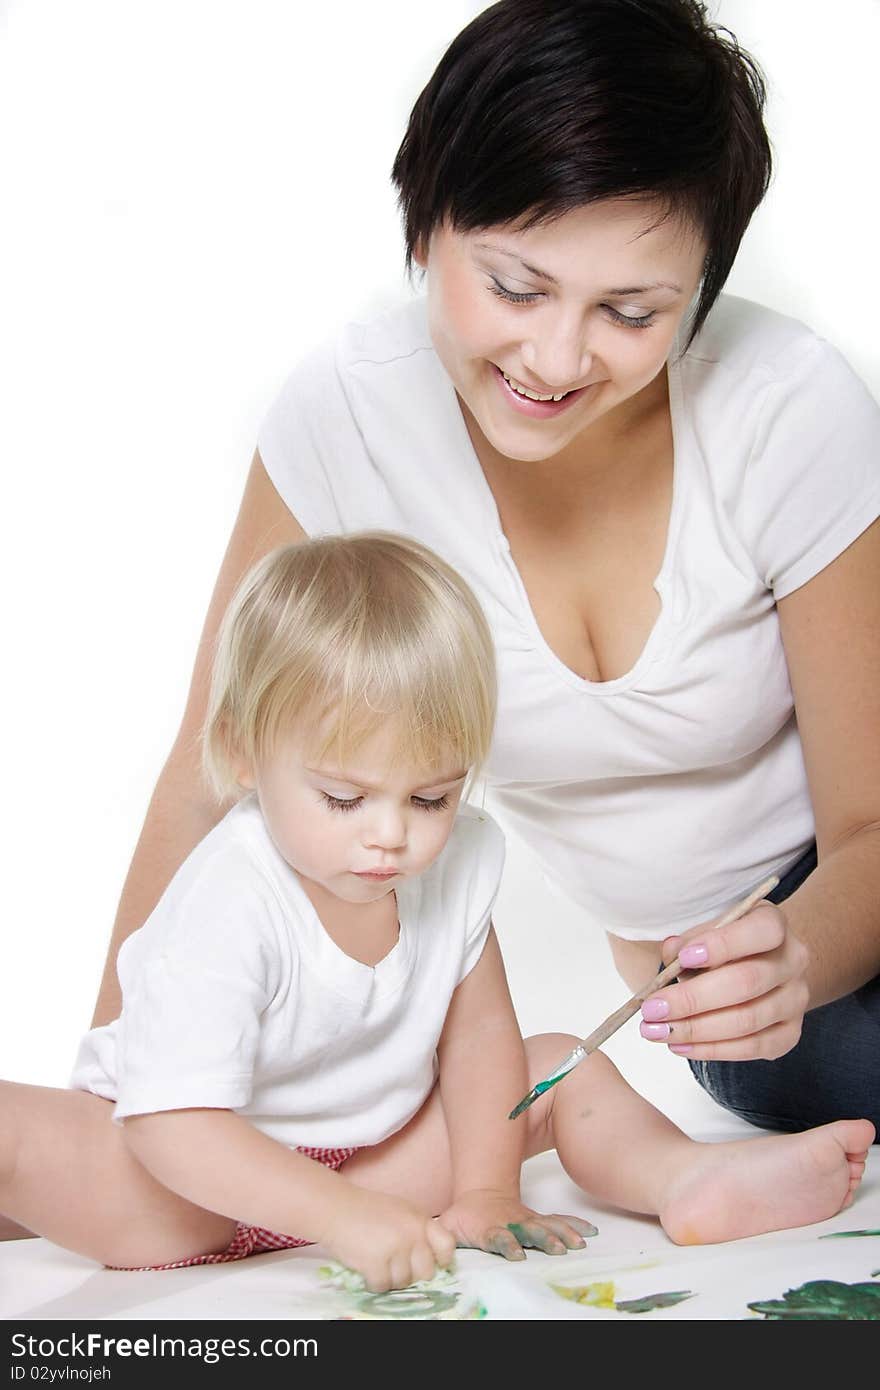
[256,295,880,940]
[70,797,504,1147]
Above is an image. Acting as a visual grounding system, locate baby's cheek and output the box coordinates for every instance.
[416,820,456,871]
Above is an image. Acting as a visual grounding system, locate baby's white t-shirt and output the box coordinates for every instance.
[256,295,880,938]
[70,797,504,1148]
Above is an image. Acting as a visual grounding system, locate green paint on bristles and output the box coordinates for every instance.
[508,1074,563,1120]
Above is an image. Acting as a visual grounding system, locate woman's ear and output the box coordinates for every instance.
[412,236,428,270]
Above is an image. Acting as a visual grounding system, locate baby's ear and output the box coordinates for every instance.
[226,738,256,791]
[234,757,256,790]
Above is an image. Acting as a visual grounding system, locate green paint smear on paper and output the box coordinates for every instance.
[818,1229,880,1239]
[551,1281,694,1314]
[748,1279,880,1320]
[319,1261,486,1320]
[615,1291,695,1314]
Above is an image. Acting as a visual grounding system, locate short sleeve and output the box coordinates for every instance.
[740,338,880,598]
[458,811,507,982]
[112,863,284,1121]
[254,336,369,542]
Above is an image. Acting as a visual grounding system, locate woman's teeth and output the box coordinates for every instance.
[501,369,567,402]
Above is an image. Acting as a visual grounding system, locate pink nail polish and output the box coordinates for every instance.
[679,943,709,967]
[641,998,669,1022]
[640,1022,671,1041]
[669,1044,693,1055]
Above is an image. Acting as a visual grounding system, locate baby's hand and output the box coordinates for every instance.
[321,1189,455,1293]
[438,1189,596,1259]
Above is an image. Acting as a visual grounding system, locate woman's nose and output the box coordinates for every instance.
[520,315,592,390]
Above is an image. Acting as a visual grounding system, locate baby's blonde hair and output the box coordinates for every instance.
[202,532,497,800]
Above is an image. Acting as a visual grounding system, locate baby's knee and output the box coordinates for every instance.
[523,1033,582,1083]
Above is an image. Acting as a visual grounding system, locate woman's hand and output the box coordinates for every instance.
[639,900,810,1061]
[321,1189,456,1293]
[438,1189,596,1259]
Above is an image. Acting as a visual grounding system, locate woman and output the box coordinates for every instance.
[92,0,880,1137]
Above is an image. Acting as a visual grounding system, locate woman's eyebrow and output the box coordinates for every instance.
[474,242,682,296]
[605,281,683,296]
[476,242,560,284]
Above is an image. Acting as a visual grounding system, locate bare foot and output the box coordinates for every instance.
[660,1119,875,1246]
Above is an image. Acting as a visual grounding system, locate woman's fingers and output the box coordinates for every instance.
[642,901,810,1060]
[644,956,798,1023]
[667,1017,802,1062]
[639,984,800,1056]
[662,901,788,970]
[647,904,809,1033]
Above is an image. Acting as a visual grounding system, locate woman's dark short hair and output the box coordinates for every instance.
[392,0,772,346]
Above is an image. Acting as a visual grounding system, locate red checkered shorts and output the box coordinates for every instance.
[108,1144,359,1271]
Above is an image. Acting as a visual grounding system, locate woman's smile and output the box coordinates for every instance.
[491,362,595,417]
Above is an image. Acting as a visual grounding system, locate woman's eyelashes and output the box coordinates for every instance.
[320,792,450,814]
[489,275,541,305]
[603,305,655,330]
[487,276,655,328]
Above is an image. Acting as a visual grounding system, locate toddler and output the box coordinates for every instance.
[0,534,872,1291]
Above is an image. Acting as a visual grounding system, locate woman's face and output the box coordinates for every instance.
[420,199,707,461]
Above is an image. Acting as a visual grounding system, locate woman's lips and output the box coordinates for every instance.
[492,363,590,417]
[353,870,400,880]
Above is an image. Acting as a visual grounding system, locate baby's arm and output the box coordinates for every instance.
[436,928,590,1258]
[123,1108,454,1290]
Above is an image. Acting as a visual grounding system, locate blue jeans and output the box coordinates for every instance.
[688,844,880,1138]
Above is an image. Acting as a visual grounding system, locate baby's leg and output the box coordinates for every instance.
[341,1084,454,1212]
[0,1080,237,1267]
[524,1034,874,1245]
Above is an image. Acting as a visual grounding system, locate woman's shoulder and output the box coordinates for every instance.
[284,297,433,393]
[337,295,433,369]
[684,293,830,383]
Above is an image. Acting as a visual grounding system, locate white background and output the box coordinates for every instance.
[2,0,878,1090]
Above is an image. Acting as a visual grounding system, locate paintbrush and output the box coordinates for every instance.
[508,874,780,1120]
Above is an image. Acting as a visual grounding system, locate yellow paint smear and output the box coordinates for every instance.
[551,1280,618,1309]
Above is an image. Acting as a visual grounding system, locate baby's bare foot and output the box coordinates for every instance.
[660,1119,875,1246]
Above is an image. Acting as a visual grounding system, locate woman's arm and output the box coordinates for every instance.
[646,517,880,1058]
[91,452,306,1027]
[772,513,880,1004]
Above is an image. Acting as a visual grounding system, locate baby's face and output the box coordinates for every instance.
[239,722,468,904]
